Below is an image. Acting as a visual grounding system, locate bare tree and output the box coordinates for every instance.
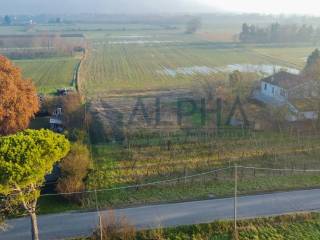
[185,18,202,34]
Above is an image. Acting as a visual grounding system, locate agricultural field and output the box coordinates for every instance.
[3,22,320,214]
[252,46,318,68]
[64,26,320,211]
[76,130,320,208]
[39,126,320,213]
[80,32,315,97]
[14,57,80,94]
[3,8,320,240]
[0,27,85,94]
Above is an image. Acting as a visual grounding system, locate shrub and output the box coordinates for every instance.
[61,93,86,131]
[92,211,136,240]
[56,142,91,203]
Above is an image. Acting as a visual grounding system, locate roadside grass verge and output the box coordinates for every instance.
[38,171,320,214]
[38,195,81,215]
[36,130,320,214]
[136,212,320,240]
[78,213,320,239]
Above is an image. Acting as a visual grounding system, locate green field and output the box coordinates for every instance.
[2,23,320,216]
[75,213,320,240]
[136,213,320,240]
[14,57,80,94]
[81,38,315,96]
[38,130,320,214]
[0,24,316,96]
[79,130,320,207]
[252,47,317,68]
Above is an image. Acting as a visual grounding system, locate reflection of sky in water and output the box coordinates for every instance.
[108,35,152,39]
[158,64,300,77]
[105,40,182,45]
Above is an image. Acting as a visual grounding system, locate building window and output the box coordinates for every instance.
[264,83,267,90]
[272,87,275,95]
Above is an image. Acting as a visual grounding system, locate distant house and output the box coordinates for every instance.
[49,107,64,132]
[260,71,303,101]
[57,88,74,96]
[252,71,318,122]
[286,99,318,121]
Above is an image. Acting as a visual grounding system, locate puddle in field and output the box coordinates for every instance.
[301,57,308,62]
[157,64,300,77]
[106,40,182,45]
[108,35,152,39]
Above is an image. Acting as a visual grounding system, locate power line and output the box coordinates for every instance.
[238,165,320,173]
[40,166,232,197]
[38,165,320,197]
[39,165,320,197]
[3,165,320,200]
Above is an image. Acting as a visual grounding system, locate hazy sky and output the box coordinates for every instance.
[1,0,319,15]
[210,0,320,15]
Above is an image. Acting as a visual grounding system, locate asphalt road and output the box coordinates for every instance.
[2,188,320,240]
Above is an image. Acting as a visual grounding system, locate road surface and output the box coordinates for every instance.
[2,188,320,240]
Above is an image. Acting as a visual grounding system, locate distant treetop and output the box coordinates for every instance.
[239,22,320,43]
[0,55,39,135]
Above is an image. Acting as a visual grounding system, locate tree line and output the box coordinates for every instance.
[239,23,320,43]
[0,55,91,240]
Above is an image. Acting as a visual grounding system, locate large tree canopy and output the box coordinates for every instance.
[0,129,70,240]
[302,49,320,82]
[0,129,70,193]
[0,55,39,135]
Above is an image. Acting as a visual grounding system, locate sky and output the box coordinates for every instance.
[1,0,319,15]
[209,0,320,15]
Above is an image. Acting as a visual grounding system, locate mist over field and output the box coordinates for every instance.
[1,0,319,15]
[2,0,320,239]
[0,0,215,14]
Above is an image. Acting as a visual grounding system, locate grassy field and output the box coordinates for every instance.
[76,213,320,240]
[36,129,320,214]
[14,57,80,94]
[77,29,320,211]
[80,130,320,207]
[81,41,311,96]
[39,169,320,214]
[136,213,320,240]
[90,130,320,184]
[2,23,319,217]
[252,47,317,68]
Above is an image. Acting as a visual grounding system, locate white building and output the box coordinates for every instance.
[49,107,64,132]
[253,71,318,122]
[260,71,303,102]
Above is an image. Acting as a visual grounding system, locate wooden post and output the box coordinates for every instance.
[234,164,238,239]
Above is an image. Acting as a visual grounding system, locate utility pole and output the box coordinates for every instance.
[94,189,103,240]
[85,93,103,240]
[234,164,238,239]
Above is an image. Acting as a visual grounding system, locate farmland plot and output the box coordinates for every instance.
[14,57,80,93]
[81,40,308,97]
[252,47,317,68]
